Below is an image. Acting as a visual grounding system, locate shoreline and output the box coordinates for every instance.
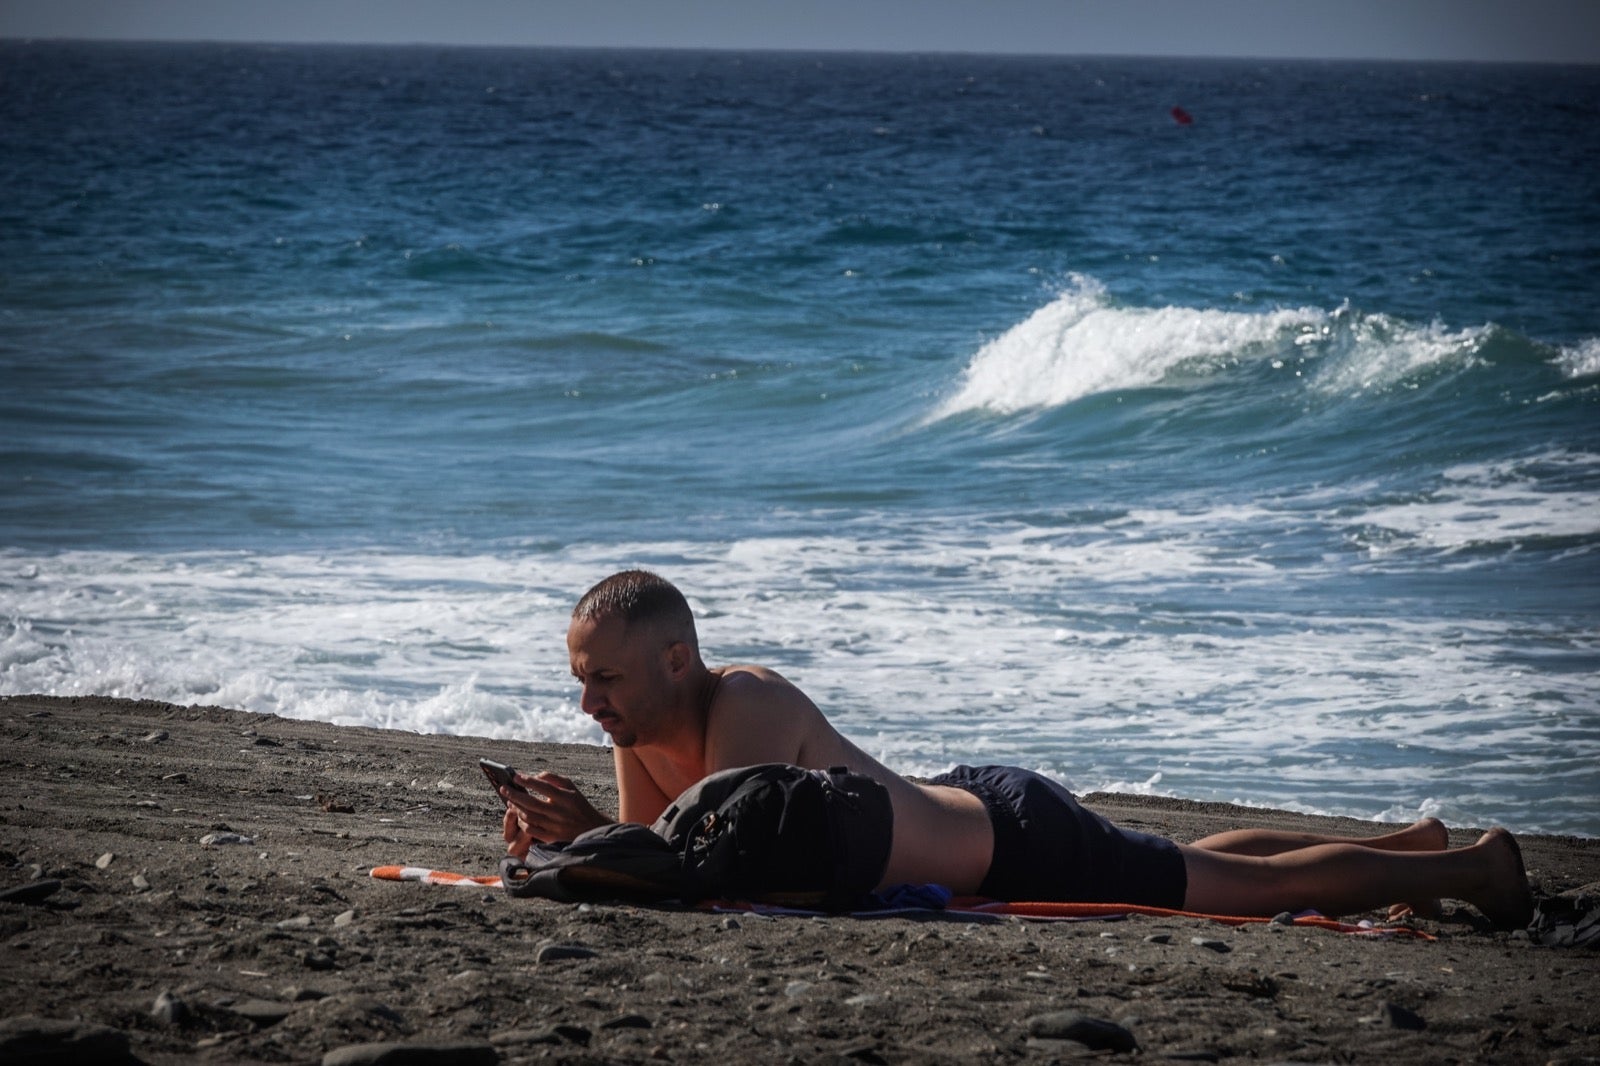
[2,694,1597,1064]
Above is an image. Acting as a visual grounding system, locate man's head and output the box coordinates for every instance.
[571,570,699,653]
[567,571,702,746]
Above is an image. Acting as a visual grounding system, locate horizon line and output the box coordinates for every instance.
[4,35,1595,68]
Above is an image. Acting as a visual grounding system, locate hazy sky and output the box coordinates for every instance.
[3,0,1598,64]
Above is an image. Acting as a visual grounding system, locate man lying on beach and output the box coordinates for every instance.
[498,570,1533,928]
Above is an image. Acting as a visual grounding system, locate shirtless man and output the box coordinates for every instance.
[500,570,1533,928]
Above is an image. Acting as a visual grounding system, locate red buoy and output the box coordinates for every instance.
[1170,105,1193,126]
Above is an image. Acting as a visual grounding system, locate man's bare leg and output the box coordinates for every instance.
[1190,816,1449,857]
[1179,827,1532,930]
[1190,817,1451,918]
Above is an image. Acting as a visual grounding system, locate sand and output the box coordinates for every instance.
[2,694,1596,1065]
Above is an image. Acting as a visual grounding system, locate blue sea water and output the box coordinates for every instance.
[2,41,1597,835]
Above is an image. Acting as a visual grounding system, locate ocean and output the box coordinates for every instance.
[3,41,1596,836]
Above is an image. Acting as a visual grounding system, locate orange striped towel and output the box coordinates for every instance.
[370,865,500,888]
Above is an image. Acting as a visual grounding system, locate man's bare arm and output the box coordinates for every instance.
[615,744,672,825]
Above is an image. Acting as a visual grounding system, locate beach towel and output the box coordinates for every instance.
[950,899,1435,938]
[370,865,1433,939]
[372,865,500,888]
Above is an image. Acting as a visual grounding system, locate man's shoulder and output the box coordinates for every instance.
[705,664,821,739]
[715,662,789,685]
[713,664,811,707]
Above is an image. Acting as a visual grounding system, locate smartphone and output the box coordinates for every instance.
[478,758,523,793]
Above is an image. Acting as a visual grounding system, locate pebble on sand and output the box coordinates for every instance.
[534,942,596,964]
[490,1025,591,1048]
[1025,1010,1138,1053]
[230,999,296,1027]
[150,990,189,1026]
[0,1016,131,1064]
[1378,1001,1427,1031]
[320,1039,498,1066]
[200,832,255,846]
[0,880,61,906]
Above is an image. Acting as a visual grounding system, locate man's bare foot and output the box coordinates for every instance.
[1389,816,1450,852]
[1470,828,1534,931]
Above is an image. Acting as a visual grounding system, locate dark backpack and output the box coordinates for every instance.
[499,822,683,904]
[500,764,893,910]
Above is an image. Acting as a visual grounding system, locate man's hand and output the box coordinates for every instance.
[500,770,610,857]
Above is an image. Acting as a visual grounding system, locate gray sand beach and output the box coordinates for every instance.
[3,695,1596,1064]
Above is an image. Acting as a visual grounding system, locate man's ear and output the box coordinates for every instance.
[663,640,692,680]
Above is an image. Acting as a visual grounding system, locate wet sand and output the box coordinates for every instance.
[2,695,1596,1064]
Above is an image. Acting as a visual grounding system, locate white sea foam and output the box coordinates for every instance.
[1306,313,1491,395]
[938,277,1324,415]
[4,522,1594,835]
[937,282,1500,416]
[0,550,608,745]
[1342,451,1600,556]
[1558,337,1600,379]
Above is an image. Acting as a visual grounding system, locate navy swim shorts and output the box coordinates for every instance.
[929,764,1187,907]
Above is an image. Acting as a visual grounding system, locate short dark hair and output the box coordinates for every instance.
[573,570,698,650]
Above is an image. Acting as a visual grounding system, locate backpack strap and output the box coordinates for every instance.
[500,822,685,902]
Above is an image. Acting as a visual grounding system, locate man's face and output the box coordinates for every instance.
[566,614,673,747]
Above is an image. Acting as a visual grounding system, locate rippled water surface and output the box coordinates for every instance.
[3,43,1597,833]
